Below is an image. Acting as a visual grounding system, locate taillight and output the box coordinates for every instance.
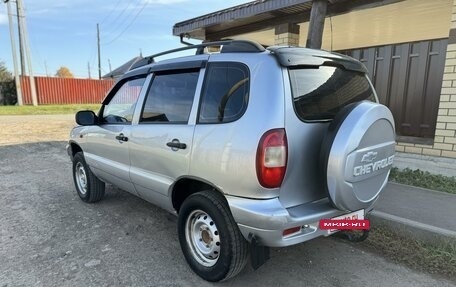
[256,129,288,188]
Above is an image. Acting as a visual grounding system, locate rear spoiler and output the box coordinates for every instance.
[268,47,368,73]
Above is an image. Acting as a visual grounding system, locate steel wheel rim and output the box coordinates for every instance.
[75,162,88,195]
[185,209,221,267]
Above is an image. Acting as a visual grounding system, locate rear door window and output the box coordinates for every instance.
[289,66,376,121]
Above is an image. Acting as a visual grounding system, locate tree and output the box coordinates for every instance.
[0,61,16,105]
[0,61,13,82]
[55,66,74,78]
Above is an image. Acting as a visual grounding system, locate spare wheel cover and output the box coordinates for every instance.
[321,101,396,212]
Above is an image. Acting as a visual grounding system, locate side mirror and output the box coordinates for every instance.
[75,110,98,126]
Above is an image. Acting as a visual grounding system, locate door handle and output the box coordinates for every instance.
[166,139,187,150]
[115,133,128,142]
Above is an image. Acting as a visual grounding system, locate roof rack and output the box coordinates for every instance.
[129,40,265,71]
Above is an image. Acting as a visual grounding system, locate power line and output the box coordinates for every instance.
[103,0,148,45]
[99,0,124,26]
[102,0,136,34]
[84,1,130,76]
[26,15,48,75]
[87,0,119,75]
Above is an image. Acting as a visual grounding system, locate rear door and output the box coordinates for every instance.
[84,76,147,194]
[129,62,205,209]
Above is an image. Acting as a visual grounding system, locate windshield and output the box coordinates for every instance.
[289,66,376,121]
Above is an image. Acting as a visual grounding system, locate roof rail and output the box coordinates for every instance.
[129,40,265,71]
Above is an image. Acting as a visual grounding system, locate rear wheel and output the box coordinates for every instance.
[177,190,248,282]
[72,152,105,203]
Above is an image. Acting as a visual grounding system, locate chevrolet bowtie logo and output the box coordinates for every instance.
[361,151,378,163]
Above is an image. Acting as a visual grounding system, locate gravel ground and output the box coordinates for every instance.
[0,114,75,146]
[0,115,454,286]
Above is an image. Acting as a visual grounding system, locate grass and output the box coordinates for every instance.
[0,104,101,115]
[389,167,456,195]
[356,227,456,279]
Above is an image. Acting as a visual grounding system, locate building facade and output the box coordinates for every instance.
[173,0,456,175]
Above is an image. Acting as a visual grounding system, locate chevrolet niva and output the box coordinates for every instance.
[67,40,395,282]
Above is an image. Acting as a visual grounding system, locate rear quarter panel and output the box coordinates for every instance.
[190,53,285,199]
[279,69,329,208]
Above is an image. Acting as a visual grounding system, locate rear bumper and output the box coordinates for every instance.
[226,196,370,247]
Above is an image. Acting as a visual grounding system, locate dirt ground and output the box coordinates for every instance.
[0,114,75,146]
[0,115,454,286]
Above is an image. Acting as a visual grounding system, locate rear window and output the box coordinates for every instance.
[289,66,376,121]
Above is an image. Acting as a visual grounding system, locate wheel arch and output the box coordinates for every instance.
[69,140,83,160]
[170,176,227,213]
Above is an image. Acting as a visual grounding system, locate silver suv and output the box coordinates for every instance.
[67,40,395,282]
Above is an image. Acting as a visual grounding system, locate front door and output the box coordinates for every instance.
[85,76,147,193]
[129,68,203,210]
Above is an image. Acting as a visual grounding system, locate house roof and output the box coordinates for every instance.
[102,56,143,79]
[173,0,403,40]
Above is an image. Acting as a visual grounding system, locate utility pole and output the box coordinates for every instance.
[108,59,112,73]
[15,0,25,75]
[5,0,23,105]
[17,0,38,106]
[97,23,101,80]
[87,62,91,79]
[306,0,328,49]
[44,61,49,76]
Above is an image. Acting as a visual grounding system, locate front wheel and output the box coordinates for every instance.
[177,191,248,282]
[72,152,105,203]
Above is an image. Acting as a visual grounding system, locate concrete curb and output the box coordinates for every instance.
[370,210,456,246]
[393,152,456,177]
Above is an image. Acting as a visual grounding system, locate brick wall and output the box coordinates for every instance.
[274,32,299,46]
[274,23,300,46]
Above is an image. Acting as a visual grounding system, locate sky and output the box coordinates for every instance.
[0,0,248,78]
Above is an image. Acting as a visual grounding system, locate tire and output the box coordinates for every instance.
[177,190,248,282]
[72,152,105,203]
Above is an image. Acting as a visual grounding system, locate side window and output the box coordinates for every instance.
[199,62,249,124]
[140,70,199,123]
[102,77,146,124]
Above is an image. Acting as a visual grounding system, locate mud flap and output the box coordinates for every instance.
[335,213,370,242]
[249,235,270,270]
[337,229,370,242]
